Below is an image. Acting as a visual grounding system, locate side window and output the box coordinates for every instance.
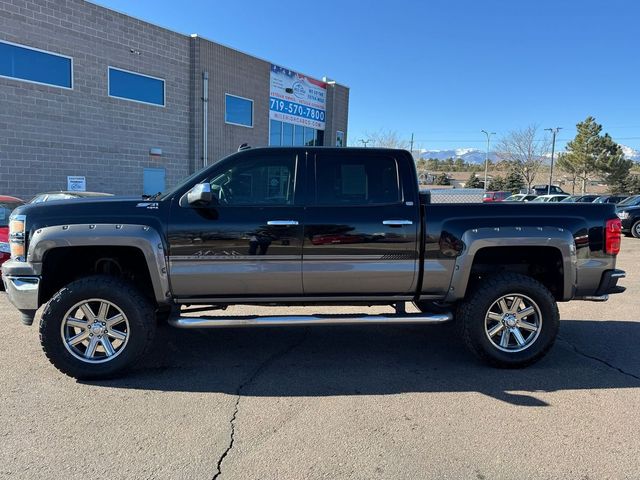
[208,154,297,206]
[315,155,400,205]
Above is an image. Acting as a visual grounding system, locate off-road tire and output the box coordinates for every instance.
[456,273,559,368]
[40,275,156,380]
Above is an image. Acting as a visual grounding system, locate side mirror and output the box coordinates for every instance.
[187,182,213,206]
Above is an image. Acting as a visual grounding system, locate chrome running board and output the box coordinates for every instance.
[168,312,452,329]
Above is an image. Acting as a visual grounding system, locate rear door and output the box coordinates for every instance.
[302,150,419,295]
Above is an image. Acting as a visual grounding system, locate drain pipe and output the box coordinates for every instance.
[202,71,209,168]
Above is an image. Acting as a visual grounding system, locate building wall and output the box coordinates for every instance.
[0,0,349,199]
[0,0,191,198]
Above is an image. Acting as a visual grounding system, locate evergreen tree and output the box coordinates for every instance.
[558,116,630,194]
[504,169,525,193]
[488,175,506,191]
[466,172,482,188]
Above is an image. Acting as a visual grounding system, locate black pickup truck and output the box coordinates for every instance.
[2,147,626,379]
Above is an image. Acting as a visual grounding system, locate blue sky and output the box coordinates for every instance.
[95,0,640,152]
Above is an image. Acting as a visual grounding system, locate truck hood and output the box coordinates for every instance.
[11,196,168,233]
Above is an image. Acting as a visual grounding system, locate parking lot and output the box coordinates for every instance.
[0,238,638,479]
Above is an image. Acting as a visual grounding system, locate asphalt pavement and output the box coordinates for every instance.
[1,238,639,479]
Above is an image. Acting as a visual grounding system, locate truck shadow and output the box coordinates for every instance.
[90,319,640,407]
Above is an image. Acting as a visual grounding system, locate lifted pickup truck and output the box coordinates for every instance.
[2,147,626,379]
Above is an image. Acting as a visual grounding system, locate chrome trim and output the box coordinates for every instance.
[170,254,301,261]
[266,220,299,226]
[4,276,40,311]
[169,312,452,328]
[611,272,626,278]
[382,220,413,226]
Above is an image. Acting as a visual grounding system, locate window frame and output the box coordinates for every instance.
[224,93,254,128]
[0,39,73,90]
[107,66,166,107]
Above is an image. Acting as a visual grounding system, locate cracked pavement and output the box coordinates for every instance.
[1,238,639,479]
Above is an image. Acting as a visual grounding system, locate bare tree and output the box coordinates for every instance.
[364,129,410,149]
[495,125,551,191]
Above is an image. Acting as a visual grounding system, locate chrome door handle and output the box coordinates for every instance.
[267,220,299,226]
[382,220,413,226]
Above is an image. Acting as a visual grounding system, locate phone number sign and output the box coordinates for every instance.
[269,64,327,130]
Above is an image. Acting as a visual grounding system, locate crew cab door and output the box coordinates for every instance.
[167,150,304,298]
[302,150,420,295]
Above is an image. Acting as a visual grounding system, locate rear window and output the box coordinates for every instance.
[0,201,23,227]
[483,193,493,199]
[315,155,400,205]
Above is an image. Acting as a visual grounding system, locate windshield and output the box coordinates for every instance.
[0,201,23,227]
[530,196,547,202]
[561,196,577,202]
[618,195,640,206]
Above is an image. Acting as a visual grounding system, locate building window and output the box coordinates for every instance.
[0,40,72,89]
[269,120,324,147]
[225,94,253,127]
[336,130,345,147]
[108,67,165,106]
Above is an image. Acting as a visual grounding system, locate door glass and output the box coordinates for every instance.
[315,155,400,205]
[209,155,296,206]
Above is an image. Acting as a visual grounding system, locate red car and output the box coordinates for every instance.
[482,191,511,202]
[0,196,25,278]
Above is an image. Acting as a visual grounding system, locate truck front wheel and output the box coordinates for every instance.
[456,273,559,368]
[39,275,156,380]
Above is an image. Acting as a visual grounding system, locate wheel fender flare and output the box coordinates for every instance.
[28,224,170,304]
[445,226,577,302]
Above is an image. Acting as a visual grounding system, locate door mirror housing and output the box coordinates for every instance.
[187,182,214,206]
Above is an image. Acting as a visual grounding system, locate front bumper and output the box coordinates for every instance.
[1,260,41,321]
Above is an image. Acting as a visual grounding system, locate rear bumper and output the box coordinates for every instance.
[594,269,626,296]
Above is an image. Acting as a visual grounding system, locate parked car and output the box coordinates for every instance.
[0,196,25,281]
[593,194,629,204]
[2,147,625,379]
[528,185,567,196]
[616,194,640,238]
[29,191,113,203]
[482,191,511,202]
[562,194,600,203]
[530,194,570,203]
[504,194,537,202]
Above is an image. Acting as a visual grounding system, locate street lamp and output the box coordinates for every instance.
[481,130,496,191]
[544,127,562,195]
[359,139,371,148]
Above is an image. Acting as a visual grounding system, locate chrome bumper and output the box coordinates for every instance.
[2,275,40,311]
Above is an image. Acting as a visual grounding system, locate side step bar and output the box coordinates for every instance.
[168,312,453,329]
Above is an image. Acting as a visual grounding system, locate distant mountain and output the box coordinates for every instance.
[419,148,498,164]
[420,144,640,164]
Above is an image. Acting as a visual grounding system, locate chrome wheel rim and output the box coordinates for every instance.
[634,222,640,236]
[60,299,130,364]
[484,293,542,353]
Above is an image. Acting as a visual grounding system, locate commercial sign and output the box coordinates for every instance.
[67,176,86,192]
[269,64,327,130]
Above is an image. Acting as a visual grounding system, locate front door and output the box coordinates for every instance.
[168,150,304,299]
[302,151,419,295]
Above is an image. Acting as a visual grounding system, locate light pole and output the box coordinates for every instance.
[544,127,562,195]
[481,130,496,190]
[359,139,371,148]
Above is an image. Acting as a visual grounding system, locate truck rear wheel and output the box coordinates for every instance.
[39,275,156,380]
[456,273,559,368]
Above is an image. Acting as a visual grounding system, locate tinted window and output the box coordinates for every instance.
[0,41,72,88]
[282,122,294,146]
[108,67,164,106]
[294,125,305,146]
[304,127,316,146]
[315,155,400,205]
[209,154,296,206]
[336,131,345,147]
[225,94,253,127]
